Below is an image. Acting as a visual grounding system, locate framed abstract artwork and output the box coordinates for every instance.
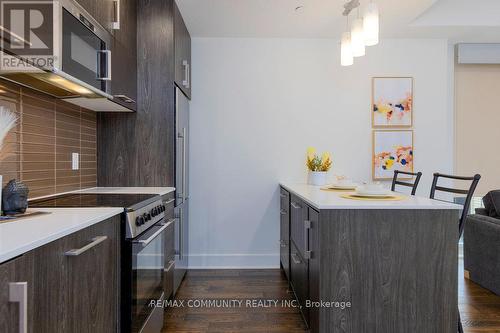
[372,130,414,180]
[372,77,413,127]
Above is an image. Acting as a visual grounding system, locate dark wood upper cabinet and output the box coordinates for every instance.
[110,0,138,111]
[98,0,175,187]
[174,1,191,99]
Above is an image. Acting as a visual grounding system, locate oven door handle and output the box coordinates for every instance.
[134,219,174,247]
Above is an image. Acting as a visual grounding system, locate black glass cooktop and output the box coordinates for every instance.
[29,193,160,210]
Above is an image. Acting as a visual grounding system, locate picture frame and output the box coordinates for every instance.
[372,130,414,180]
[372,77,413,128]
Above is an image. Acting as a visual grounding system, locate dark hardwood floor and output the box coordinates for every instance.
[163,263,500,333]
[163,269,308,332]
[460,258,500,332]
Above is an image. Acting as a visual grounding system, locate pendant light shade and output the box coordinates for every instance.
[363,2,379,46]
[340,32,353,66]
[350,18,365,57]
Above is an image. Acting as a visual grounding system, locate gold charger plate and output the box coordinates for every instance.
[340,193,406,201]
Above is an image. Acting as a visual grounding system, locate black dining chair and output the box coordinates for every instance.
[429,172,481,333]
[391,170,423,195]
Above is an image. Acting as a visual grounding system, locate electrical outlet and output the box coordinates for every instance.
[72,153,79,170]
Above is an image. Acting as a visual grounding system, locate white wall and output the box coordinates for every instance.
[188,38,454,268]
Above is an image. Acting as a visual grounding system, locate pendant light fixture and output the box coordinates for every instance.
[340,0,379,66]
[350,9,365,57]
[341,32,353,66]
[340,15,353,66]
[363,1,379,46]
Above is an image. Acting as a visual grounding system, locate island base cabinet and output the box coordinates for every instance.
[0,215,121,333]
[280,188,458,333]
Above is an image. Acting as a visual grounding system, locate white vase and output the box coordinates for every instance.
[309,171,327,186]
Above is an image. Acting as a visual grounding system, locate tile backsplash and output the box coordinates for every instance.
[0,79,97,198]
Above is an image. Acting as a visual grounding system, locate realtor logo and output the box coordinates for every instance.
[0,1,56,71]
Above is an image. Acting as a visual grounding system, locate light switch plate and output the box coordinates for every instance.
[72,153,79,170]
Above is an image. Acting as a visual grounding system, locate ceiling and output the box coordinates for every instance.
[176,0,500,42]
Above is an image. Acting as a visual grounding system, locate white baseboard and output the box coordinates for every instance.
[187,253,280,269]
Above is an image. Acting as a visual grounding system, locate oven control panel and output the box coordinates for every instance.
[126,200,165,238]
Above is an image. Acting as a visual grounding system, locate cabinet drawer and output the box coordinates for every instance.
[290,195,308,258]
[290,240,309,325]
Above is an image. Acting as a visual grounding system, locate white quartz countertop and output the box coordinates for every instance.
[76,187,175,196]
[0,207,123,264]
[280,183,462,210]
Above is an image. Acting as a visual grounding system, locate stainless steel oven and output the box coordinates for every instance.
[129,221,171,333]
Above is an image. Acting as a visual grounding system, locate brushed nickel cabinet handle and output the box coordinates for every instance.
[134,219,174,247]
[112,0,120,29]
[291,253,301,265]
[280,209,287,215]
[182,60,190,89]
[114,94,135,103]
[9,282,27,333]
[280,193,287,198]
[304,220,311,259]
[65,236,108,256]
[291,202,301,209]
[164,198,175,205]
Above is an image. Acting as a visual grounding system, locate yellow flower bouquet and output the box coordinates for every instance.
[306,147,332,186]
[306,147,332,172]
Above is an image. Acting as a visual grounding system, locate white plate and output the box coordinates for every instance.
[350,193,396,199]
[355,189,391,197]
[325,183,358,190]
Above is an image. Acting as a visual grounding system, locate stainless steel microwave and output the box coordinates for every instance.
[0,0,131,112]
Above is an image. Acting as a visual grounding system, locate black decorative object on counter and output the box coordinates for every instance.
[2,179,29,215]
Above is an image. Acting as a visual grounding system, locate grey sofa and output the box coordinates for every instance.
[464,192,500,295]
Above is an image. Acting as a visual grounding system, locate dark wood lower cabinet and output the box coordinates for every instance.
[65,217,120,333]
[0,215,121,333]
[308,207,320,333]
[280,188,290,280]
[290,240,309,325]
[0,253,34,333]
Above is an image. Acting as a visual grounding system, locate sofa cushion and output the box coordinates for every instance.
[482,190,500,218]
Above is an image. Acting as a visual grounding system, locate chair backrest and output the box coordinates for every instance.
[391,170,423,195]
[429,173,481,237]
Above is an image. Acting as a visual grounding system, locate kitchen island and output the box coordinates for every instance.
[279,183,462,333]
